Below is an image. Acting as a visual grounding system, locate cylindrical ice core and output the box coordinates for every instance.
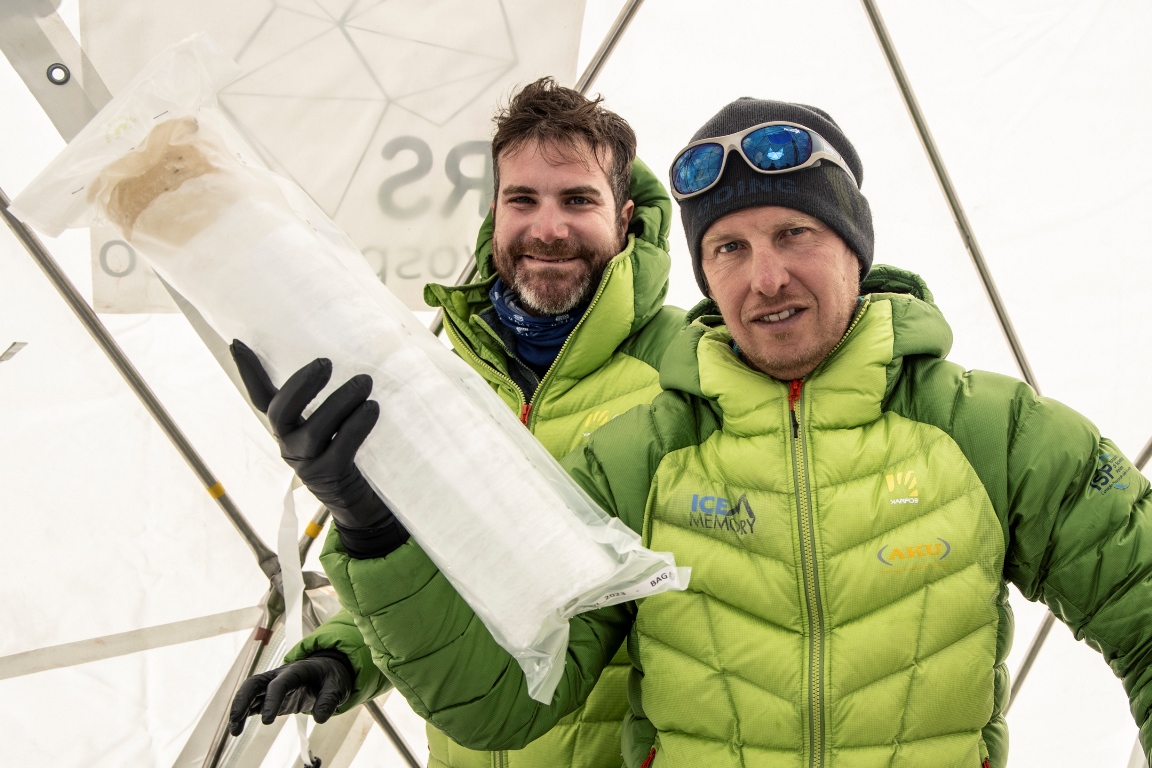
[100,119,624,650]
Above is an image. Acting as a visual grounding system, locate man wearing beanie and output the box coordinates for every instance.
[259,98,1152,768]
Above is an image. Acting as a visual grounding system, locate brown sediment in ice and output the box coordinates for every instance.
[94,116,239,245]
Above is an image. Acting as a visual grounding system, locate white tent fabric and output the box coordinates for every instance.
[76,0,585,313]
[2,0,1150,765]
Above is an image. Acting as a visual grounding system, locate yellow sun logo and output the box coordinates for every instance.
[886,471,919,504]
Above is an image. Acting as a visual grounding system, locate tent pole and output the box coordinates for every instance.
[1128,736,1149,768]
[1003,611,1054,714]
[299,505,330,562]
[858,0,1039,394]
[0,186,280,580]
[574,0,646,95]
[1136,434,1152,474]
[428,0,646,337]
[1005,439,1152,714]
[857,0,1062,711]
[364,701,423,768]
[206,600,285,767]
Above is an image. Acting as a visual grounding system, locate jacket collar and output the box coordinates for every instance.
[660,266,952,436]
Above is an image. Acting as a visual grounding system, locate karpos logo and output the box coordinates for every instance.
[688,493,757,535]
[886,470,919,505]
[580,410,615,438]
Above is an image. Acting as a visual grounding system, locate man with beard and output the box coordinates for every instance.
[253,97,1152,768]
[227,77,686,768]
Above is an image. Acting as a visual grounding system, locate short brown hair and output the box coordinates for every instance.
[492,77,636,215]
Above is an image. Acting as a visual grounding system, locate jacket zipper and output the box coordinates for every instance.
[789,379,825,768]
[443,259,619,432]
[782,301,870,768]
[788,380,802,438]
[820,297,869,365]
[492,750,506,768]
[443,314,529,417]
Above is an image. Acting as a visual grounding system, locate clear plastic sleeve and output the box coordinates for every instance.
[10,34,688,703]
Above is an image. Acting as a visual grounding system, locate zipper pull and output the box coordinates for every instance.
[520,403,532,425]
[788,379,803,438]
[640,747,657,768]
[982,761,990,768]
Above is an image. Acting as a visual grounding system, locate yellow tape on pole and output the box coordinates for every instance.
[304,521,324,539]
[207,482,225,499]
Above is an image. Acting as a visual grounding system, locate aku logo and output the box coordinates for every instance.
[877,538,952,570]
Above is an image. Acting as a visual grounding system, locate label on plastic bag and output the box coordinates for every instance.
[590,565,691,608]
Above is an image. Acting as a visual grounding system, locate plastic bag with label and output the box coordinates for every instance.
[10,33,688,704]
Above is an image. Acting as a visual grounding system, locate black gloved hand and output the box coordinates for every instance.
[228,651,354,736]
[230,340,409,558]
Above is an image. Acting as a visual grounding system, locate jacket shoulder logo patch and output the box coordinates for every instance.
[1091,452,1132,495]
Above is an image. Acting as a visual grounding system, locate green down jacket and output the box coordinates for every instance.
[317,266,1152,767]
[285,158,686,768]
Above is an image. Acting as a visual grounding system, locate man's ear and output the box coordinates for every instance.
[619,199,635,236]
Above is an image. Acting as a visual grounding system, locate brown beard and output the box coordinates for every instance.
[491,233,617,315]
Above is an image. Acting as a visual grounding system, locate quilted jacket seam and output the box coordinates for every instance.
[636,629,798,711]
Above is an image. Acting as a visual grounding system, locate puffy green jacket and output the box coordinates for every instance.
[317,265,1152,767]
[286,158,686,768]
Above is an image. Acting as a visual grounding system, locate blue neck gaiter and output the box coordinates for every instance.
[489,278,587,370]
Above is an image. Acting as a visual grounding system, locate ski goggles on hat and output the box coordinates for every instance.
[669,121,858,200]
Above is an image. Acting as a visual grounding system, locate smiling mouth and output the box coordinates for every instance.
[758,307,801,323]
[523,254,579,264]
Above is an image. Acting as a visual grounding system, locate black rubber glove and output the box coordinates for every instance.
[228,651,354,736]
[230,339,409,558]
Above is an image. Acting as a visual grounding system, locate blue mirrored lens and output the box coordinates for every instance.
[741,125,812,172]
[671,143,724,195]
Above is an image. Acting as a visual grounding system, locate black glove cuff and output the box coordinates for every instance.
[334,515,410,560]
[307,649,356,683]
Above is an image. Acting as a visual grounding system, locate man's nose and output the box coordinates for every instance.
[749,247,790,296]
[530,201,569,243]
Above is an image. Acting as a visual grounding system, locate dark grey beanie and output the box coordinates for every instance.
[677,98,874,295]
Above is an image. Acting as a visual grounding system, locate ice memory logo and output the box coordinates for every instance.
[688,493,757,535]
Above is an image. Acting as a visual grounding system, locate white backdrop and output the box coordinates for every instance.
[2,0,1150,765]
[79,0,585,312]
